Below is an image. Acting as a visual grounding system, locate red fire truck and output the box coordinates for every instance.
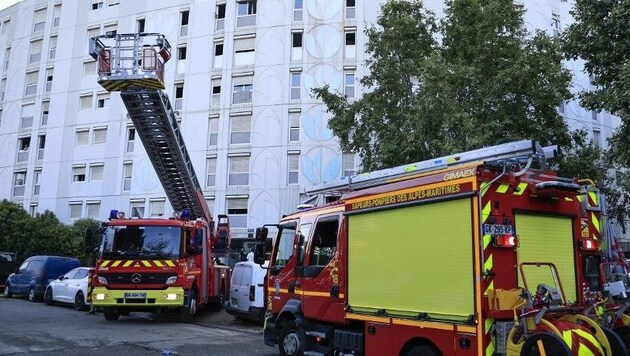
[86,33,230,321]
[253,140,629,355]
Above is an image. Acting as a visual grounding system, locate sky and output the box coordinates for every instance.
[0,0,20,11]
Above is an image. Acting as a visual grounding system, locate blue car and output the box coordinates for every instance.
[3,255,81,302]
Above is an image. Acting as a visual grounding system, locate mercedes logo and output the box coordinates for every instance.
[131,273,142,284]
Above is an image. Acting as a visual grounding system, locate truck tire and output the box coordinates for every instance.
[3,284,12,298]
[615,326,630,350]
[520,333,571,356]
[404,345,440,356]
[605,326,630,355]
[278,320,305,356]
[104,307,120,321]
[44,287,54,305]
[179,288,198,322]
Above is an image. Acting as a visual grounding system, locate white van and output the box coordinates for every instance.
[226,260,268,322]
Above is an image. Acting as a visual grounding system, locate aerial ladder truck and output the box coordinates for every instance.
[252,140,628,355]
[86,33,230,321]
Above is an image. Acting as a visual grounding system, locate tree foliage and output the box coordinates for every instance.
[313,0,573,171]
[0,200,102,265]
[563,0,630,231]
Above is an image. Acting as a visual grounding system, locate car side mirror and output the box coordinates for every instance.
[58,276,64,281]
[255,227,268,241]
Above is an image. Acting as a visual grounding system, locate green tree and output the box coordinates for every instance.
[563,0,630,231]
[313,0,573,171]
[0,200,31,260]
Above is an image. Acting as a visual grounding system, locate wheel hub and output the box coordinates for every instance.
[283,331,301,355]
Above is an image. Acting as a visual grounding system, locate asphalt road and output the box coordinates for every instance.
[0,296,277,356]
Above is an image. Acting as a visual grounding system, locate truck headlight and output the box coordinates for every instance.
[165,276,177,285]
[163,293,179,300]
[95,293,107,300]
[97,276,108,285]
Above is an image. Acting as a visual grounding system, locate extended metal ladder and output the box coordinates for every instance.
[89,33,210,222]
[306,139,558,196]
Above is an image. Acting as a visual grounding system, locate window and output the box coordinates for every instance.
[93,127,107,144]
[53,4,61,28]
[103,23,117,36]
[288,152,299,184]
[345,29,356,59]
[41,100,49,126]
[592,111,598,121]
[37,134,45,160]
[180,10,189,37]
[29,204,38,217]
[20,103,35,129]
[84,60,96,75]
[227,197,248,227]
[309,217,339,267]
[552,13,561,37]
[215,41,224,56]
[558,102,565,115]
[45,68,53,92]
[234,35,255,66]
[33,8,46,32]
[174,83,184,110]
[343,152,356,176]
[294,0,303,21]
[97,93,110,108]
[206,156,217,187]
[91,1,103,10]
[4,47,9,71]
[49,36,57,60]
[130,199,145,218]
[346,0,356,19]
[17,136,30,162]
[33,169,41,195]
[80,93,92,110]
[25,71,38,96]
[290,72,301,100]
[13,171,26,197]
[87,27,99,44]
[208,117,218,146]
[76,129,89,146]
[289,111,300,141]
[108,0,120,6]
[211,79,221,108]
[345,72,355,98]
[216,3,226,31]
[292,31,303,48]
[593,129,601,149]
[90,163,104,181]
[178,45,187,60]
[69,202,82,219]
[230,114,251,144]
[233,74,253,103]
[87,201,101,218]
[236,0,257,27]
[149,199,165,217]
[126,127,135,153]
[0,78,5,101]
[228,155,250,185]
[123,162,132,191]
[136,18,145,33]
[72,165,86,182]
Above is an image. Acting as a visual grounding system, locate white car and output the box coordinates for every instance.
[44,267,93,311]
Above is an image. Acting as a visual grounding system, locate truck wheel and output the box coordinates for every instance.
[520,333,571,356]
[74,291,87,311]
[44,287,54,305]
[615,326,630,350]
[603,326,629,356]
[404,345,440,356]
[278,320,305,356]
[179,288,197,322]
[103,307,120,321]
[3,284,12,298]
[28,287,38,302]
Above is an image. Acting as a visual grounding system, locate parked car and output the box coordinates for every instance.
[0,251,17,292]
[226,260,268,323]
[3,255,81,302]
[44,266,94,311]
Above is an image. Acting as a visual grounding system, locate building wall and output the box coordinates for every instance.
[0,0,621,241]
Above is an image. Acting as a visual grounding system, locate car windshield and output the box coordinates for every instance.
[98,225,182,259]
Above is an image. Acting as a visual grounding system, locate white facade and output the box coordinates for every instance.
[0,0,619,242]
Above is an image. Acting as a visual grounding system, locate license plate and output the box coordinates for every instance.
[483,224,513,235]
[124,292,146,299]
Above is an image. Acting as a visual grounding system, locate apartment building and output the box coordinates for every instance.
[0,0,620,248]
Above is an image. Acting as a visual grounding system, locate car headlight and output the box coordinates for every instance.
[97,276,108,285]
[165,276,177,285]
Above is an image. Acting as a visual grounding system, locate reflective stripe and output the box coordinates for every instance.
[496,184,510,194]
[484,253,493,274]
[123,260,133,267]
[111,260,121,267]
[591,212,600,233]
[513,182,528,196]
[154,261,163,267]
[165,260,176,267]
[101,260,110,267]
[141,261,151,267]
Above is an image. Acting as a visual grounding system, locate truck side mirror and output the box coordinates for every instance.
[253,244,266,265]
[255,227,268,241]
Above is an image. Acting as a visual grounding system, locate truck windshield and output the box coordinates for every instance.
[99,225,182,259]
[272,222,297,267]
